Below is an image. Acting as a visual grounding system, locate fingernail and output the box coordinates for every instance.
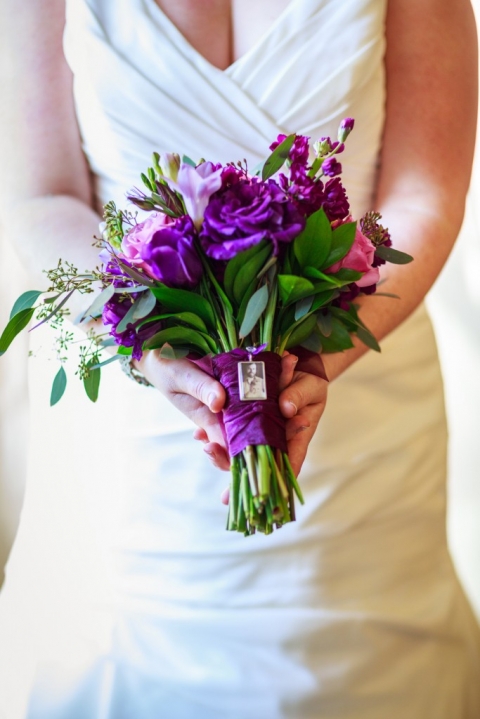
[204,448,215,458]
[292,356,299,364]
[288,401,297,415]
[207,392,217,410]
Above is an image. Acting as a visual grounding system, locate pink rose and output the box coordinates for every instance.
[327,224,380,288]
[120,213,174,271]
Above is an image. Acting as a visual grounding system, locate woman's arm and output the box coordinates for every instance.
[321,0,478,381]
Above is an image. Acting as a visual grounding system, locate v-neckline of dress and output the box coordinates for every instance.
[145,0,300,74]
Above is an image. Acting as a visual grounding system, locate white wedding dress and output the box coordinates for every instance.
[1,0,480,717]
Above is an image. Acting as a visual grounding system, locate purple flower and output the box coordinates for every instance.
[338,117,355,143]
[269,133,310,182]
[166,162,223,228]
[200,178,305,260]
[140,215,202,288]
[322,157,342,177]
[102,294,163,361]
[322,178,350,221]
[120,213,174,271]
[278,173,326,217]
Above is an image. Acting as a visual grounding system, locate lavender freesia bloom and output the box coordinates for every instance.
[200,178,305,260]
[140,215,202,288]
[166,162,223,228]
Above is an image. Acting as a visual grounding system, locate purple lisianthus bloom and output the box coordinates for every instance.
[140,215,202,288]
[322,157,342,177]
[200,178,305,260]
[322,178,350,221]
[102,294,163,361]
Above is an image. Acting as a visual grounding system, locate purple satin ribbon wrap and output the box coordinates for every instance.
[191,346,328,459]
[212,349,288,457]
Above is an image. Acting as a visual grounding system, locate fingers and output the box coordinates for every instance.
[202,441,230,471]
[278,352,298,392]
[286,401,327,476]
[159,357,226,413]
[279,370,328,419]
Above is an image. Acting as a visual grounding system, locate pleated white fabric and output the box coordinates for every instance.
[1,0,480,717]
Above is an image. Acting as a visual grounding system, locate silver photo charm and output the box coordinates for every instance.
[238,360,267,401]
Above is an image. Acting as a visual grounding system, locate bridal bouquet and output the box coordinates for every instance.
[0,119,412,536]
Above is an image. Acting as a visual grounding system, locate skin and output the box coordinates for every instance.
[0,0,477,486]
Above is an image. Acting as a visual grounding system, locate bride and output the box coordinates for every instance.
[0,0,479,717]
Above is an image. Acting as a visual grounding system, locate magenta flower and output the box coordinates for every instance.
[140,215,202,288]
[200,178,305,260]
[326,222,380,287]
[338,117,355,143]
[103,295,163,361]
[322,178,350,221]
[322,157,342,177]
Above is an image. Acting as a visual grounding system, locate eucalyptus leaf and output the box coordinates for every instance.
[157,343,189,360]
[0,308,35,356]
[114,285,150,294]
[262,134,295,181]
[233,244,271,305]
[294,208,332,269]
[50,365,67,406]
[150,284,215,328]
[144,326,212,355]
[117,260,156,287]
[9,290,43,320]
[237,278,258,327]
[84,362,101,403]
[374,245,413,264]
[30,288,75,331]
[239,284,269,338]
[81,283,115,321]
[90,355,122,370]
[294,295,314,321]
[317,312,333,337]
[223,240,268,303]
[321,221,357,268]
[300,330,323,353]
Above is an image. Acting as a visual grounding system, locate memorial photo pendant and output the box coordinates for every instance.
[238,361,267,401]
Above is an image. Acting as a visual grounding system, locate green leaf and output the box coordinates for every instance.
[144,326,212,354]
[0,307,35,356]
[317,317,354,352]
[294,208,332,269]
[375,245,414,264]
[30,288,75,331]
[157,343,189,360]
[321,221,357,268]
[285,314,317,350]
[317,312,332,337]
[182,155,196,167]
[311,290,338,311]
[278,275,315,306]
[90,355,122,370]
[81,283,115,321]
[150,284,215,328]
[239,284,269,338]
[138,311,207,333]
[356,326,381,352]
[294,295,314,321]
[50,366,67,406]
[9,290,43,320]
[223,240,268,303]
[334,269,363,283]
[84,362,101,403]
[117,346,133,355]
[262,134,295,181]
[233,244,272,305]
[300,330,323,353]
